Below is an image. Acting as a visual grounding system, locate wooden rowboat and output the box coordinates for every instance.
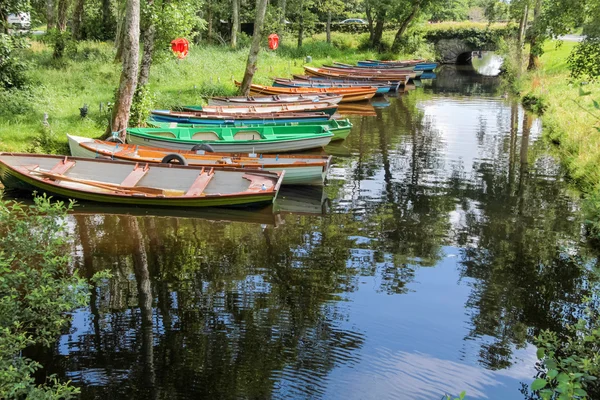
[235,81,378,103]
[304,66,417,81]
[148,118,354,141]
[149,111,331,125]
[332,62,416,73]
[360,60,438,71]
[272,78,391,94]
[292,75,402,91]
[208,94,343,106]
[179,102,338,116]
[0,153,284,208]
[68,134,331,186]
[126,126,334,153]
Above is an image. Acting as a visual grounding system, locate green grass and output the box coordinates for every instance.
[1,36,430,153]
[519,40,600,193]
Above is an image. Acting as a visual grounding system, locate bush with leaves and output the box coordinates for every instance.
[0,33,29,89]
[526,305,600,400]
[569,38,600,81]
[0,195,90,398]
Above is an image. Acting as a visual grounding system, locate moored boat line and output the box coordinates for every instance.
[234,81,379,103]
[208,93,343,106]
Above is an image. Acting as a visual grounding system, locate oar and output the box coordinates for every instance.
[30,170,184,196]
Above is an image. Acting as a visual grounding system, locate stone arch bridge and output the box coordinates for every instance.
[421,24,516,64]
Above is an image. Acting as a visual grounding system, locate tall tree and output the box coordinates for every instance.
[56,0,69,31]
[71,0,84,39]
[231,0,239,47]
[106,0,140,140]
[139,0,156,87]
[46,0,55,30]
[279,0,287,42]
[239,0,269,95]
[391,0,423,52]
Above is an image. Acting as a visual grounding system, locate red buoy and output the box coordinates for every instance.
[171,38,189,59]
[268,34,279,50]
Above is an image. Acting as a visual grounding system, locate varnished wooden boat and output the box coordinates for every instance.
[68,135,332,186]
[149,110,331,125]
[208,94,343,106]
[126,126,334,153]
[272,78,391,94]
[0,153,284,207]
[234,81,378,103]
[181,102,338,116]
[148,118,353,141]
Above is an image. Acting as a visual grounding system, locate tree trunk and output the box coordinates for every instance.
[72,0,85,39]
[279,0,286,43]
[105,0,140,140]
[527,0,542,71]
[207,0,213,43]
[239,0,269,95]
[114,5,128,62]
[297,10,304,48]
[392,3,421,51]
[102,0,111,39]
[139,0,156,87]
[517,4,528,74]
[326,11,331,44]
[365,0,374,41]
[231,0,239,47]
[371,11,385,50]
[57,0,69,31]
[47,0,56,31]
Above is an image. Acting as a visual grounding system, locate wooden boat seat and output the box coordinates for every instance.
[192,131,220,141]
[49,157,76,175]
[186,167,214,196]
[233,131,262,141]
[121,163,149,187]
[152,131,177,138]
[243,174,273,192]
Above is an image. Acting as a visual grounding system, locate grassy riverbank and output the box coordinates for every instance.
[0,35,430,154]
[518,41,600,195]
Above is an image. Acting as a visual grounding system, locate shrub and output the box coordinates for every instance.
[569,38,600,81]
[0,195,89,398]
[0,33,30,90]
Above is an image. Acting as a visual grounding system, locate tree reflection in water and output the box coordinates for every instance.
[36,66,600,400]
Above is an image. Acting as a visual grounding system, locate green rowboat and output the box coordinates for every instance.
[127,126,334,153]
[148,118,353,141]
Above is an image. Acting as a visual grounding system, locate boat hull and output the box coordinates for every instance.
[149,114,331,125]
[0,155,283,208]
[68,136,328,186]
[126,132,333,153]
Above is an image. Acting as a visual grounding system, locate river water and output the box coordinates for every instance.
[40,64,598,399]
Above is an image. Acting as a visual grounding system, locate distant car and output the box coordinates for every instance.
[340,18,367,24]
[7,12,30,30]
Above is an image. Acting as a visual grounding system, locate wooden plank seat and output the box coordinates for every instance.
[243,173,274,192]
[121,163,149,187]
[49,157,76,175]
[186,167,214,196]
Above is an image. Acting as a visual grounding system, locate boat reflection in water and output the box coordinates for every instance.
[3,184,329,226]
[338,102,377,116]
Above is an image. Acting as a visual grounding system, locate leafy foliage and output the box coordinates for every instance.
[526,306,600,400]
[569,38,600,80]
[0,33,29,89]
[129,84,155,127]
[420,22,517,48]
[0,195,90,398]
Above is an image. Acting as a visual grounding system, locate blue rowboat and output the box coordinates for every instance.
[272,79,391,95]
[149,110,331,125]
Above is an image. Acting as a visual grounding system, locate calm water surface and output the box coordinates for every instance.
[42,65,598,399]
